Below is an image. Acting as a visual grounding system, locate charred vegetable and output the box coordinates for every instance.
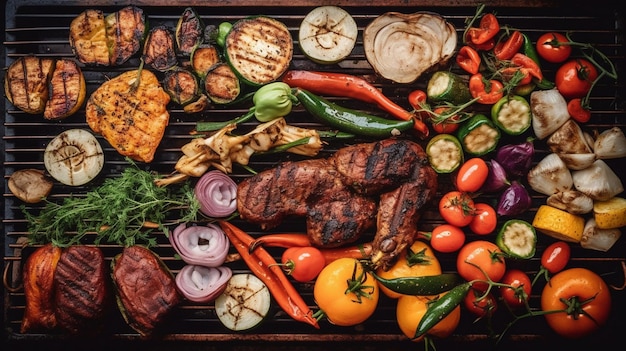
[175,7,204,56]
[105,6,147,66]
[44,129,104,186]
[214,273,272,331]
[191,44,221,78]
[298,6,357,64]
[204,62,241,104]
[44,58,87,120]
[8,169,54,204]
[143,25,178,71]
[4,55,55,114]
[162,67,201,106]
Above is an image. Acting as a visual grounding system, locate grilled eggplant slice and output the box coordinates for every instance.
[111,245,181,336]
[21,243,62,333]
[175,7,204,56]
[54,245,110,335]
[162,67,201,106]
[105,5,147,66]
[204,62,241,104]
[4,55,55,114]
[69,9,110,66]
[143,25,178,71]
[191,44,221,78]
[43,58,87,120]
[224,16,293,86]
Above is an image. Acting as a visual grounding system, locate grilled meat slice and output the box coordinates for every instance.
[85,69,170,163]
[21,243,62,333]
[54,245,110,335]
[111,245,181,336]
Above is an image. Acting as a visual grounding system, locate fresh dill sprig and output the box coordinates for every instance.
[23,163,201,248]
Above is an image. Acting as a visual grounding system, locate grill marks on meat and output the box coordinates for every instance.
[112,245,181,336]
[237,138,438,262]
[54,245,110,334]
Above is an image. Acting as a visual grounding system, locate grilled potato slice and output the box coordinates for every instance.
[4,55,55,114]
[43,59,87,120]
[105,6,146,66]
[69,9,110,66]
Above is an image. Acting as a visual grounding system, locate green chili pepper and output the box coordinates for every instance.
[253,82,297,122]
[372,272,464,296]
[414,282,471,340]
[216,21,233,48]
[522,33,555,90]
[292,88,415,138]
[457,114,501,156]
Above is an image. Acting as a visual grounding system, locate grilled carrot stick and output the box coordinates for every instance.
[218,221,319,329]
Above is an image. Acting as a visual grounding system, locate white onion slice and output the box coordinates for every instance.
[175,265,232,303]
[170,223,230,267]
[195,170,237,217]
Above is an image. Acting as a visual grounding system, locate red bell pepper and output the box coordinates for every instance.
[467,13,500,45]
[469,74,504,105]
[494,30,524,60]
[511,53,543,80]
[456,46,481,74]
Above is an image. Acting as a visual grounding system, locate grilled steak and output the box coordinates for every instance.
[237,138,438,264]
[85,69,170,163]
[111,245,181,336]
[53,245,110,335]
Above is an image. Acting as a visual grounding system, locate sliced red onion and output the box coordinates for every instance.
[170,223,230,267]
[195,170,237,218]
[175,265,232,303]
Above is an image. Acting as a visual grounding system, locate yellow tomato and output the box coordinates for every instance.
[313,258,380,326]
[376,240,442,299]
[396,293,461,342]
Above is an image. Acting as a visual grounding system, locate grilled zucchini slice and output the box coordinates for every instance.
[69,9,110,66]
[105,5,147,66]
[143,25,178,72]
[224,16,293,86]
[162,68,201,106]
[204,62,241,104]
[175,7,204,57]
[4,55,55,114]
[44,59,87,120]
[191,44,221,78]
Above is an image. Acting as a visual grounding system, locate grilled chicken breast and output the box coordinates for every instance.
[86,69,170,163]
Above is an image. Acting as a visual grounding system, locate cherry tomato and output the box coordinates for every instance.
[313,258,379,326]
[376,240,441,299]
[468,202,497,235]
[541,241,571,274]
[439,191,476,227]
[541,268,611,338]
[555,58,599,99]
[536,32,572,63]
[430,106,461,134]
[463,287,497,318]
[407,89,431,123]
[500,269,532,309]
[457,240,506,291]
[281,246,326,282]
[397,293,461,342]
[428,224,466,253]
[456,157,488,193]
[567,98,592,123]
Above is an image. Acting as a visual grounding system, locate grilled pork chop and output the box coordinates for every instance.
[237,138,437,268]
[86,69,170,163]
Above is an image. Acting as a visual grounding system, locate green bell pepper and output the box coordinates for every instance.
[252,82,297,122]
[457,113,500,156]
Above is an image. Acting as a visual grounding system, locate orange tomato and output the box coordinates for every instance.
[456,240,506,291]
[313,258,380,326]
[376,240,442,299]
[541,267,611,338]
[396,293,461,342]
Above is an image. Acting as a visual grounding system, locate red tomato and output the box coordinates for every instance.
[428,224,466,253]
[536,32,572,63]
[541,268,611,338]
[430,106,461,134]
[468,203,497,235]
[457,240,506,291]
[463,287,497,318]
[567,98,592,123]
[456,158,488,193]
[500,269,532,309]
[541,241,571,274]
[439,191,476,227]
[555,58,599,99]
[281,246,326,282]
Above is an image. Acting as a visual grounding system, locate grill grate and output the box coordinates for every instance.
[2,1,625,349]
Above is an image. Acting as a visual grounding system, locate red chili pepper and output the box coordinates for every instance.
[494,30,524,60]
[282,70,429,137]
[456,46,481,74]
[218,221,320,329]
[318,243,373,266]
[567,98,592,123]
[511,53,543,80]
[469,74,504,105]
[467,13,500,45]
[248,233,312,252]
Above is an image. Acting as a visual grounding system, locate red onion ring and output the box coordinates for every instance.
[170,223,230,267]
[194,170,237,218]
[175,265,232,303]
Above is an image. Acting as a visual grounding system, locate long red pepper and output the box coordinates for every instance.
[218,221,320,329]
[282,70,429,137]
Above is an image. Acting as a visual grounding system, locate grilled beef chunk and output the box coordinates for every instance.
[237,138,438,267]
[112,245,181,336]
[21,243,62,333]
[54,245,110,334]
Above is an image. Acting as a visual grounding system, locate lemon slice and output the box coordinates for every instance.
[532,205,585,243]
